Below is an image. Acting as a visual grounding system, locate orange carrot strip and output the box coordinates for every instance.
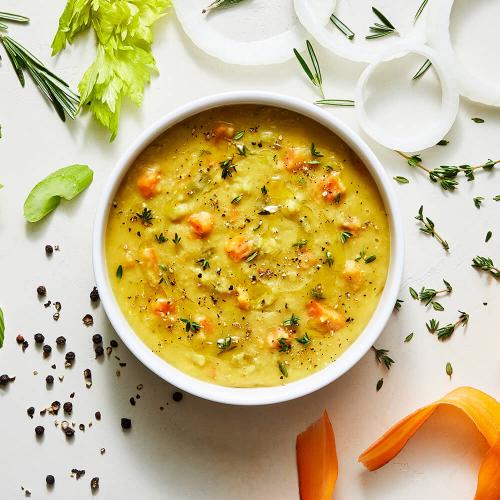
[359,386,500,471]
[296,410,338,500]
[475,438,500,500]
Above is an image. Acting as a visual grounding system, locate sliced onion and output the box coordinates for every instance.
[294,0,428,63]
[354,43,459,152]
[172,0,306,65]
[427,0,500,107]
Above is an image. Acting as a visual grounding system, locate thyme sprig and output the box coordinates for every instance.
[472,256,500,278]
[397,151,500,191]
[136,207,153,224]
[283,314,300,328]
[410,279,452,307]
[294,40,324,98]
[366,7,398,40]
[427,311,469,341]
[180,318,201,333]
[372,346,394,369]
[415,206,449,251]
[330,12,355,40]
[202,0,246,14]
[220,158,237,179]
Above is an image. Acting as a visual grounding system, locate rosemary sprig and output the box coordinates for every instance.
[397,151,500,191]
[315,99,355,107]
[0,34,79,121]
[366,7,398,40]
[412,59,432,80]
[294,40,324,98]
[430,311,469,341]
[415,206,449,251]
[414,0,429,22]
[372,346,394,369]
[202,0,246,14]
[472,256,500,278]
[330,13,355,40]
[0,11,29,26]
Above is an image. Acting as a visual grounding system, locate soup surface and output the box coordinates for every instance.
[106,105,390,387]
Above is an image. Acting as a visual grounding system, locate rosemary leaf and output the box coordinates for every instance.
[202,0,246,14]
[414,0,429,22]
[294,40,324,98]
[329,13,355,40]
[412,59,432,80]
[315,99,355,107]
[485,231,492,243]
[471,117,485,123]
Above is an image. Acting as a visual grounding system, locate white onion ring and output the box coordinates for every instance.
[427,0,500,107]
[355,43,459,152]
[294,0,428,63]
[172,0,306,65]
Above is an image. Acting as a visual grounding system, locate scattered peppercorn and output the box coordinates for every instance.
[92,334,102,344]
[22,340,29,351]
[90,287,100,303]
[95,346,104,358]
[45,475,55,486]
[51,401,61,414]
[34,333,45,344]
[110,339,118,348]
[172,391,183,402]
[82,314,93,327]
[64,427,75,437]
[37,286,47,297]
[71,469,85,479]
[43,344,52,357]
[45,375,54,385]
[129,397,136,406]
[35,425,45,436]
[90,477,99,490]
[95,411,101,421]
[27,407,35,418]
[16,334,25,344]
[121,417,132,430]
[65,352,75,364]
[63,402,73,414]
[0,374,14,385]
[56,336,66,346]
[45,245,53,255]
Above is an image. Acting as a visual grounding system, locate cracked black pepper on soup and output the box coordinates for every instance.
[105,105,390,387]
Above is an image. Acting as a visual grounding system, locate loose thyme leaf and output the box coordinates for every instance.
[412,59,432,80]
[415,205,449,251]
[393,176,409,184]
[315,99,355,107]
[172,233,181,245]
[376,378,384,391]
[293,40,324,98]
[245,250,259,262]
[278,338,292,353]
[220,159,237,179]
[292,239,308,249]
[437,140,449,146]
[473,196,484,209]
[372,346,394,370]
[394,299,404,311]
[446,362,453,378]
[485,231,492,243]
[196,257,210,270]
[116,265,123,280]
[432,301,444,312]
[472,256,500,278]
[231,194,243,204]
[217,336,233,351]
[409,287,418,300]
[329,12,355,40]
[471,117,485,123]
[414,0,429,22]
[0,11,30,23]
[311,143,323,158]
[494,195,500,201]
[311,285,324,299]
[137,207,154,224]
[364,255,376,264]
[202,0,246,14]
[404,332,414,343]
[233,130,245,141]
[24,165,93,222]
[0,306,4,348]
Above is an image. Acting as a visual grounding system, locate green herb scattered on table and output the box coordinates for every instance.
[471,117,485,123]
[294,40,324,98]
[329,12,355,40]
[202,0,246,14]
[414,0,429,22]
[52,0,170,140]
[446,362,453,378]
[366,7,398,40]
[473,196,484,209]
[372,346,394,369]
[472,256,500,278]
[393,176,409,184]
[485,231,492,243]
[412,59,432,80]
[376,378,384,391]
[427,311,469,341]
[0,307,4,348]
[415,206,449,251]
[394,299,404,311]
[23,165,93,223]
[315,99,355,107]
[409,279,452,308]
[404,332,414,343]
[437,140,449,146]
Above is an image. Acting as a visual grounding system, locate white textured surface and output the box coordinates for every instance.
[0,1,499,499]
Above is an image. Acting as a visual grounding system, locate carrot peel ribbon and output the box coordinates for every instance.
[296,410,338,500]
[358,386,500,499]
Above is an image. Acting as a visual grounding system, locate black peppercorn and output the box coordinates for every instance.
[27,407,35,418]
[121,417,132,429]
[82,314,93,327]
[22,340,29,351]
[51,401,61,414]
[95,411,101,421]
[34,333,45,344]
[45,245,54,255]
[110,339,118,348]
[45,375,54,385]
[94,345,104,358]
[55,336,66,346]
[46,475,55,486]
[83,368,92,379]
[64,427,75,437]
[63,402,72,414]
[90,477,99,490]
[43,344,52,356]
[0,374,13,385]
[16,334,25,344]
[90,287,100,302]
[65,351,75,363]
[35,425,45,436]
[37,286,47,297]
[172,391,183,402]
[92,334,102,344]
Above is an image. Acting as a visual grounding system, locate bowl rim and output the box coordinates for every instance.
[93,91,404,406]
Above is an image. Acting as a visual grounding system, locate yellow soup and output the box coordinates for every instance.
[106,105,390,387]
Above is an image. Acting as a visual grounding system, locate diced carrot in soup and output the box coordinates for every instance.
[187,211,214,237]
[341,216,361,233]
[151,298,176,317]
[213,123,235,140]
[225,235,253,262]
[320,174,346,203]
[267,327,289,348]
[137,167,161,198]
[197,316,214,334]
[283,147,309,172]
[236,288,251,310]
[307,300,345,333]
[343,260,363,288]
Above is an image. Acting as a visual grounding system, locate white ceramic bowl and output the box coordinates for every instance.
[93,91,404,406]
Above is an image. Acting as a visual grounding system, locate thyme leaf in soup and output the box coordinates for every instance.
[180,318,201,333]
[283,314,300,328]
[155,233,167,244]
[296,332,311,345]
[325,250,334,267]
[233,130,245,141]
[220,158,237,179]
[340,231,352,244]
[231,194,243,204]
[329,12,355,40]
[217,336,233,351]
[0,306,4,348]
[172,233,181,245]
[137,207,154,224]
[292,239,308,249]
[23,165,93,222]
[116,265,123,280]
[196,257,210,270]
[311,285,324,299]
[245,250,259,262]
[278,338,292,352]
[278,361,288,378]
